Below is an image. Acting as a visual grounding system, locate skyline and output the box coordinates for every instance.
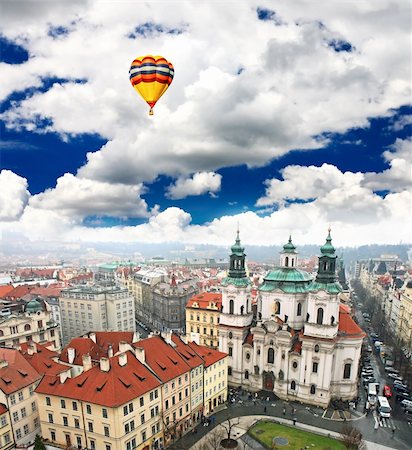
[0,0,411,249]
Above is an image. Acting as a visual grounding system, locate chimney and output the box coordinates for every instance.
[89,332,96,343]
[59,371,69,384]
[82,354,92,372]
[100,357,110,372]
[118,352,128,367]
[161,330,173,345]
[0,360,8,369]
[67,347,75,364]
[134,346,145,364]
[118,341,130,353]
[27,342,37,355]
[107,345,114,358]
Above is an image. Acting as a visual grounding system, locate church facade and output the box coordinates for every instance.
[219,231,364,407]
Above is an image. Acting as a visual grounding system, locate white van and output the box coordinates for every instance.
[368,383,379,406]
[378,396,391,418]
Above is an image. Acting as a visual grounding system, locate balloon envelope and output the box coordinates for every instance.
[129,55,174,115]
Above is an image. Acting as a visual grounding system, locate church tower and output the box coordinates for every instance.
[219,229,252,387]
[305,229,341,339]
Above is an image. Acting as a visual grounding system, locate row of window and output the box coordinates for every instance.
[165,389,188,410]
[9,387,34,406]
[190,326,218,336]
[165,404,189,425]
[189,314,219,324]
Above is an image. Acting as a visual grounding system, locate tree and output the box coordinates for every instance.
[340,425,366,450]
[220,416,240,441]
[34,435,46,450]
[205,427,226,450]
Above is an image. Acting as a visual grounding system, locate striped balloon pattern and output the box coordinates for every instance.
[129,55,174,115]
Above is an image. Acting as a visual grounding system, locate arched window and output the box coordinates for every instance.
[323,262,328,271]
[290,380,296,390]
[343,363,352,379]
[244,370,249,380]
[228,367,232,376]
[314,344,320,353]
[297,302,302,316]
[210,316,214,324]
[228,346,233,357]
[275,301,281,315]
[228,332,233,339]
[285,256,289,267]
[246,299,249,313]
[196,315,200,321]
[267,348,274,364]
[190,314,193,321]
[229,300,234,315]
[310,384,316,395]
[316,307,324,325]
[24,324,31,331]
[291,258,295,267]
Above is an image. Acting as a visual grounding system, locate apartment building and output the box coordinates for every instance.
[0,299,60,351]
[134,335,192,445]
[187,341,228,415]
[124,268,167,322]
[399,281,412,352]
[59,285,135,345]
[35,351,164,450]
[170,334,204,425]
[0,403,14,449]
[0,348,42,446]
[186,292,222,348]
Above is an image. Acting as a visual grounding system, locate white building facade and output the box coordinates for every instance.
[219,232,364,407]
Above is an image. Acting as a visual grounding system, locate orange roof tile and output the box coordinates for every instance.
[186,292,222,310]
[30,286,62,297]
[0,285,14,298]
[186,341,227,368]
[60,332,136,365]
[36,351,161,407]
[171,334,203,369]
[134,336,191,383]
[0,348,41,394]
[1,285,35,300]
[338,305,365,339]
[19,343,67,376]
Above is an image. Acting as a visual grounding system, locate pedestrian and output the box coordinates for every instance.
[264,406,267,413]
[283,407,286,416]
[293,417,297,426]
[392,428,395,437]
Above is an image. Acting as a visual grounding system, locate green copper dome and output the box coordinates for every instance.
[282,235,297,253]
[320,229,335,256]
[26,299,43,313]
[259,268,312,293]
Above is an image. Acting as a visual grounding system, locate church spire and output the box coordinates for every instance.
[315,228,337,284]
[228,228,247,278]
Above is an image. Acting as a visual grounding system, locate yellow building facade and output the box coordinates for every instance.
[186,292,222,349]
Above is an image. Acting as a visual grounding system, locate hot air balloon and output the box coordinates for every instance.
[129,55,174,115]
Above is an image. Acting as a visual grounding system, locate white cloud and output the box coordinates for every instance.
[1,0,410,184]
[29,173,151,219]
[256,164,364,207]
[0,171,30,221]
[364,138,412,192]
[166,171,222,199]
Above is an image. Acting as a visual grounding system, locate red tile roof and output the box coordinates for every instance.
[0,285,14,298]
[1,285,35,300]
[60,332,136,365]
[0,403,8,415]
[187,341,227,368]
[0,348,41,394]
[186,292,222,310]
[30,286,62,297]
[170,334,203,368]
[19,343,67,376]
[134,336,191,383]
[338,305,365,339]
[36,351,161,407]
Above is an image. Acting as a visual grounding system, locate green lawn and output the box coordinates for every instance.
[248,421,347,450]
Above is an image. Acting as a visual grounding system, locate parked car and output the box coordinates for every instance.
[396,392,412,401]
[385,366,398,374]
[383,385,392,398]
[388,373,403,381]
[401,399,412,408]
[393,385,410,395]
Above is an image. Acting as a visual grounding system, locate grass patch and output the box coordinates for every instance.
[248,421,346,449]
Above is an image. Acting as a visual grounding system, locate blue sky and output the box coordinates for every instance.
[0,1,411,247]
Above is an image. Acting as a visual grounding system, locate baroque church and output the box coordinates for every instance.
[218,231,364,407]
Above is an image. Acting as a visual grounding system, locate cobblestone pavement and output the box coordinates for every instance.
[167,392,412,450]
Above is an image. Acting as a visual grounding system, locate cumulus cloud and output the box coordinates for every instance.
[364,138,412,192]
[1,1,410,184]
[29,173,151,219]
[0,170,30,221]
[166,171,222,199]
